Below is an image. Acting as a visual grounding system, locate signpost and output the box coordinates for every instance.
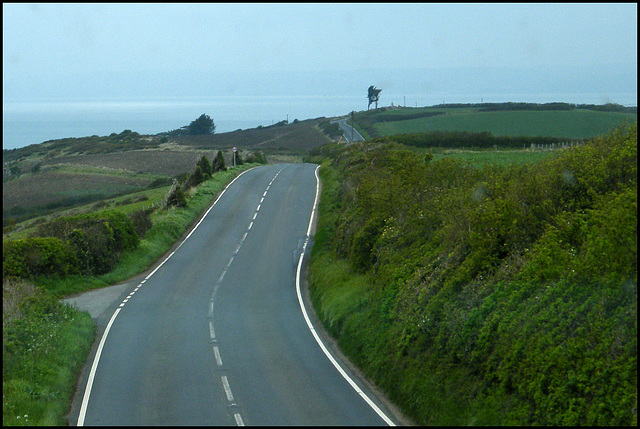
[232,147,237,167]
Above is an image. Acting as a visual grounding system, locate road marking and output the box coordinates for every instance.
[295,164,396,426]
[76,168,257,426]
[221,376,234,402]
[213,346,223,366]
[77,308,122,425]
[201,166,284,428]
[209,320,216,340]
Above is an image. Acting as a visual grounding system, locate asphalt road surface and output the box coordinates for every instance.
[71,163,400,426]
[333,117,365,142]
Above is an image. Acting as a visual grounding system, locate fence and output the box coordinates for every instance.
[530,141,584,151]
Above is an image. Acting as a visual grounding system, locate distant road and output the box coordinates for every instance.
[333,117,365,142]
[71,164,398,426]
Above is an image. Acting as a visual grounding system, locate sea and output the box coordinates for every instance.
[3,91,637,151]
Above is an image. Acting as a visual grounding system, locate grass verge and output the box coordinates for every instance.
[3,286,95,426]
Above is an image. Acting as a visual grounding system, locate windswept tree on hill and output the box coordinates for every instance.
[188,113,216,135]
[166,113,216,136]
[367,85,382,110]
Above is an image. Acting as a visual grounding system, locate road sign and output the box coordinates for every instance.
[232,147,238,153]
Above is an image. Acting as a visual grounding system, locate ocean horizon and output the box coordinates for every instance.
[3,92,637,151]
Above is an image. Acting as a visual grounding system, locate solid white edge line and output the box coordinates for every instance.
[77,308,121,425]
[76,167,256,426]
[295,164,396,426]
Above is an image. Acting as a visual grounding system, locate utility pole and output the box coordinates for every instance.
[351,111,354,142]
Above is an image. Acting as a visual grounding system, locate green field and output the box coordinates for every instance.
[362,107,636,139]
[431,148,558,168]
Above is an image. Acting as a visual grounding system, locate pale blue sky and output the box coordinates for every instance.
[2,3,638,101]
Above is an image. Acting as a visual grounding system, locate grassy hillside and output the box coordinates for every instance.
[304,122,637,425]
[353,103,637,140]
[3,117,332,228]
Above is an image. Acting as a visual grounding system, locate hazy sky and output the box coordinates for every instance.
[2,3,638,101]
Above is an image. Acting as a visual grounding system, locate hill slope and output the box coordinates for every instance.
[305,122,637,425]
[353,103,637,140]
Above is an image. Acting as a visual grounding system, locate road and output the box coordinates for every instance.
[333,117,365,142]
[70,163,399,426]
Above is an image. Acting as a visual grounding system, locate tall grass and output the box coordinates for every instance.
[3,282,95,426]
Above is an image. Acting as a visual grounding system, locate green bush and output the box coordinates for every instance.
[32,210,139,276]
[186,165,205,188]
[129,208,153,238]
[3,237,78,279]
[212,150,227,173]
[166,185,187,208]
[308,123,637,425]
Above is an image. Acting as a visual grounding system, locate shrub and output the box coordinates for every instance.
[32,210,139,275]
[186,165,205,188]
[129,208,154,238]
[166,185,187,208]
[308,123,637,425]
[3,237,78,280]
[196,155,213,177]
[244,151,268,164]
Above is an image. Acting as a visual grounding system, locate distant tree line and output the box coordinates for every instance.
[165,149,267,208]
[437,102,636,114]
[370,130,576,150]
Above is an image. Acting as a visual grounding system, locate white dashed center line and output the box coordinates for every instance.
[206,166,285,426]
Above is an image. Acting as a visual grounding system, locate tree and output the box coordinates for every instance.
[166,184,187,208]
[196,155,212,178]
[367,85,382,110]
[186,166,205,188]
[188,113,216,135]
[234,150,244,166]
[212,150,226,173]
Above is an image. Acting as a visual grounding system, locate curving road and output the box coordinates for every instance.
[333,117,365,142]
[71,163,399,426]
